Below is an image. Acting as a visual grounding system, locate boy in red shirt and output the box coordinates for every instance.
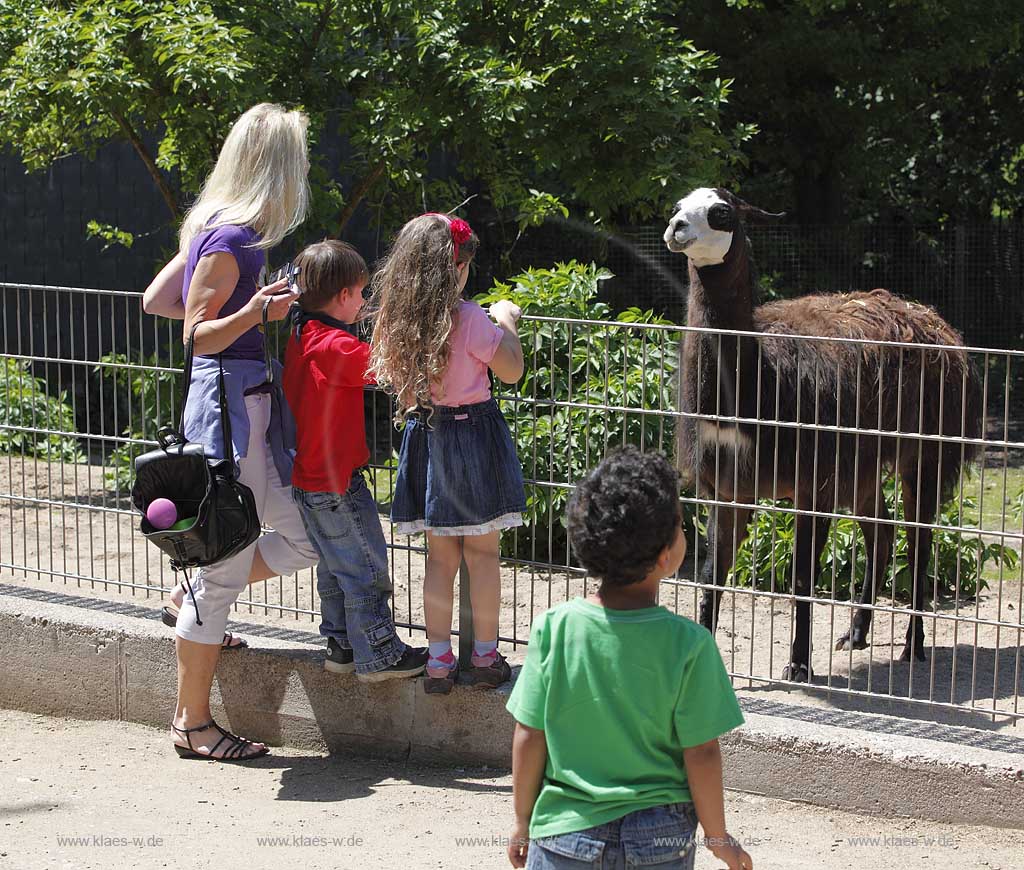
[284,240,427,681]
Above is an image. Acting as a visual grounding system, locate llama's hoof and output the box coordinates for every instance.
[781,663,811,683]
[899,645,927,663]
[835,631,869,652]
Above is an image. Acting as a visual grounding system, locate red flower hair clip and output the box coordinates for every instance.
[422,212,474,262]
[449,218,472,246]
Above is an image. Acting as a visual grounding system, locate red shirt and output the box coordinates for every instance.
[283,318,374,493]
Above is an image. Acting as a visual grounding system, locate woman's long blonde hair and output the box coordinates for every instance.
[178,103,310,253]
[368,214,479,418]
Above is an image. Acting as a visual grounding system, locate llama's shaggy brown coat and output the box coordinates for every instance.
[677,202,982,680]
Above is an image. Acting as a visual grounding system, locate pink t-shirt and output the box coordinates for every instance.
[432,301,504,406]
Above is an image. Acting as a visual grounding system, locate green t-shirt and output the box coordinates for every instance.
[506,598,743,839]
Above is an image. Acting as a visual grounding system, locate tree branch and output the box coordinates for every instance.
[110,110,180,220]
[337,160,387,236]
[302,0,336,71]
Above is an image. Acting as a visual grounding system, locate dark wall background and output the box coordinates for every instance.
[1,143,176,291]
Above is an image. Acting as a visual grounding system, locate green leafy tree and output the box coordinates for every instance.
[672,0,1024,222]
[0,0,749,256]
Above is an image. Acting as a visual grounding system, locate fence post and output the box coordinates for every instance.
[458,556,474,667]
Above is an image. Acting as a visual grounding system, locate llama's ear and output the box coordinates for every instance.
[743,205,787,224]
[715,188,786,224]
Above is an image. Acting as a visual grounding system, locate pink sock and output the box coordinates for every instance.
[471,647,498,668]
[427,649,456,674]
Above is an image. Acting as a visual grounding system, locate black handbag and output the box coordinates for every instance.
[131,323,261,624]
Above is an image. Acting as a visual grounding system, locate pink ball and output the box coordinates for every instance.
[146,498,178,530]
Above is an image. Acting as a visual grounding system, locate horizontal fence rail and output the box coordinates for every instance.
[2,281,1023,726]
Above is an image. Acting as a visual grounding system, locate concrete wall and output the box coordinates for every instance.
[1,584,1022,829]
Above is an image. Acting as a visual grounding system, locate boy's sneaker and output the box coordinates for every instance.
[423,655,459,696]
[357,645,429,683]
[324,638,356,674]
[464,650,512,688]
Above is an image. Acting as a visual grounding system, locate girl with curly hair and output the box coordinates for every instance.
[369,213,525,694]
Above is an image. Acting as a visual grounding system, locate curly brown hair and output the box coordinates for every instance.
[367,214,479,419]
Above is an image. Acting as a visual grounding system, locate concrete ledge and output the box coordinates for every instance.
[1,584,1022,829]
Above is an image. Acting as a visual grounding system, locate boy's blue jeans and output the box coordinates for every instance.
[526,803,698,870]
[293,472,405,675]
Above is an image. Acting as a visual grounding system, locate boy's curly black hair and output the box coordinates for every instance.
[566,447,682,587]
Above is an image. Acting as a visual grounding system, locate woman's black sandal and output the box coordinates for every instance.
[172,720,269,761]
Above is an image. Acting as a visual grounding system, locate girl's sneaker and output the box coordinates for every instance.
[423,651,459,695]
[464,650,511,688]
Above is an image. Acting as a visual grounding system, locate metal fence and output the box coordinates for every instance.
[2,281,1022,725]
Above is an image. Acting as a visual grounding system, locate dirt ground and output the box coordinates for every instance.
[1,457,1023,730]
[2,709,1021,870]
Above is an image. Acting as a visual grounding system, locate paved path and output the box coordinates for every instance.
[0,710,1019,870]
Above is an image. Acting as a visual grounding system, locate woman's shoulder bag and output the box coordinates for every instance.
[130,324,261,623]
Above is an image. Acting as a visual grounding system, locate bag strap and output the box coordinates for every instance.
[262,300,274,385]
[178,322,201,432]
[218,354,233,465]
[261,249,275,385]
[178,322,234,471]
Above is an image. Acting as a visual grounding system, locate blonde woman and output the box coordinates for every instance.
[143,103,318,760]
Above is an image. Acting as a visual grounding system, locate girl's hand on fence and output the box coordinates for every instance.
[490,300,522,325]
[506,822,529,868]
[243,279,295,324]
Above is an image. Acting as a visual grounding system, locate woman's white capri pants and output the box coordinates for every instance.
[175,393,318,645]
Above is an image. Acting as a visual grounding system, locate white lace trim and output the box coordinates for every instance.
[394,512,523,538]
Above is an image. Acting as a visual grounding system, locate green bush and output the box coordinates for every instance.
[0,359,84,463]
[477,261,678,563]
[729,484,1017,602]
[98,351,179,491]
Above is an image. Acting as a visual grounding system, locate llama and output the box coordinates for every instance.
[665,188,982,682]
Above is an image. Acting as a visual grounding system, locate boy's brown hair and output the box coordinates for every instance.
[294,240,369,312]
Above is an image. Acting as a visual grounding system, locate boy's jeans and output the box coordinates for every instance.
[526,803,698,870]
[293,472,405,676]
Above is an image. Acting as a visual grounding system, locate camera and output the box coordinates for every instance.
[267,261,302,295]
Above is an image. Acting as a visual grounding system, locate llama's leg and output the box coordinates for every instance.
[698,504,751,633]
[900,471,937,663]
[783,512,831,683]
[836,483,894,652]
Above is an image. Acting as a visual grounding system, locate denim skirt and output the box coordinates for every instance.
[391,399,526,537]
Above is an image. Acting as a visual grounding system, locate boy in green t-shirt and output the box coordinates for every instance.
[506,447,753,870]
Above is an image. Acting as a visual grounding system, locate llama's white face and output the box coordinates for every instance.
[663,188,734,267]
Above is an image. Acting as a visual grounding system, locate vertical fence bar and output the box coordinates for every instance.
[458,556,474,667]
